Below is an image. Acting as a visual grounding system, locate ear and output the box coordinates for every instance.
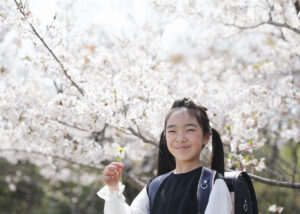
[203,133,211,146]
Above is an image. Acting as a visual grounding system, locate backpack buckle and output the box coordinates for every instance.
[201,180,208,189]
[243,199,248,212]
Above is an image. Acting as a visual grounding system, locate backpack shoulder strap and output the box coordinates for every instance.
[147,171,173,211]
[225,171,258,214]
[197,167,217,214]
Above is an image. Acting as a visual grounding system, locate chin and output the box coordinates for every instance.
[175,156,194,162]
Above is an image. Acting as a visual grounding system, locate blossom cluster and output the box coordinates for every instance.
[0,0,299,183]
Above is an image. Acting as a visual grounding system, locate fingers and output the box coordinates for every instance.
[103,175,118,181]
[104,171,118,177]
[102,170,119,181]
[110,162,124,168]
[102,162,124,186]
[106,162,124,173]
[107,165,121,171]
[105,165,123,175]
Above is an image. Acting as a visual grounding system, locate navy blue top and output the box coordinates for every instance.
[151,167,202,214]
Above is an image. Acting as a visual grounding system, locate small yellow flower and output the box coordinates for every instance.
[116,147,125,184]
[117,147,124,153]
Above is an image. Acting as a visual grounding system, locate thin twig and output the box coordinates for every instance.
[53,118,89,132]
[13,0,84,96]
[53,80,63,93]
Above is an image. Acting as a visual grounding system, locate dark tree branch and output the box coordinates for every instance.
[248,172,300,189]
[223,20,300,35]
[91,123,108,143]
[53,119,110,144]
[223,0,300,36]
[14,0,84,96]
[268,20,300,34]
[128,126,158,147]
[226,168,300,189]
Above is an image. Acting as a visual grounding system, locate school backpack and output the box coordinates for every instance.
[147,167,258,214]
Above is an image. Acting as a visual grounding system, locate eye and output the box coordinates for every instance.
[168,130,176,133]
[187,129,195,132]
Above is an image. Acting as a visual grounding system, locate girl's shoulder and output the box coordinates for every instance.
[146,171,173,196]
[211,178,230,197]
[214,172,225,181]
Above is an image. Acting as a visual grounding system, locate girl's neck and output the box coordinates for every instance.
[173,160,202,174]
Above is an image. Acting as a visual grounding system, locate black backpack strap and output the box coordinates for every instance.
[147,171,173,211]
[243,172,258,214]
[225,171,258,214]
[197,167,217,214]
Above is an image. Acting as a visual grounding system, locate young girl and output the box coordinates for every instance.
[98,98,232,214]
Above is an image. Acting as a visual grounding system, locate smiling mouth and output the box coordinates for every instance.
[175,146,190,151]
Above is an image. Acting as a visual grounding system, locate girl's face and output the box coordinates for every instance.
[165,108,210,164]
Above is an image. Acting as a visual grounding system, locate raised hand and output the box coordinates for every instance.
[102,162,124,192]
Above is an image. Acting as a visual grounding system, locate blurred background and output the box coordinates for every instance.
[0,0,299,213]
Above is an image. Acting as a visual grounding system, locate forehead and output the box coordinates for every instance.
[166,108,198,125]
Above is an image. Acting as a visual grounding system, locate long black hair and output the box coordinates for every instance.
[157,98,224,176]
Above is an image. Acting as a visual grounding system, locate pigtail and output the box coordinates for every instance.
[211,128,225,175]
[157,130,175,176]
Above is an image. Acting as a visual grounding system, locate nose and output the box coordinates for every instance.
[176,132,186,143]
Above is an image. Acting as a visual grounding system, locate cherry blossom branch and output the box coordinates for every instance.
[54,118,90,132]
[248,173,300,189]
[53,119,109,144]
[90,123,109,143]
[226,168,300,189]
[13,0,84,96]
[223,20,300,35]
[223,1,300,36]
[128,126,158,147]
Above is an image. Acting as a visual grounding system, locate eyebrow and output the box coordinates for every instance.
[166,123,198,129]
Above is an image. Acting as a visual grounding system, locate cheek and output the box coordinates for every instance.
[166,134,174,142]
[190,134,203,145]
[166,135,175,148]
[165,136,171,146]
